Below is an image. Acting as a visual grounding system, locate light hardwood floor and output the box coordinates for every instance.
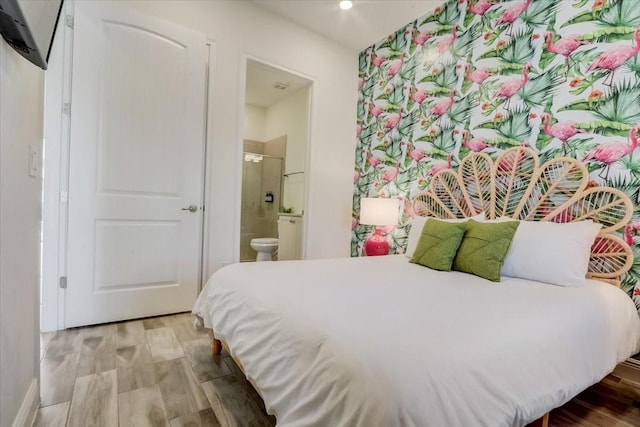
[36,313,640,426]
[36,313,275,427]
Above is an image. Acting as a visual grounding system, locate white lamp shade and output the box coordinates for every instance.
[360,198,400,226]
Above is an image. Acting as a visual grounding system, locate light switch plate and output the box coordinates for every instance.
[28,145,37,177]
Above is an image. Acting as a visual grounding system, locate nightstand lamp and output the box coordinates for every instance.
[360,197,400,256]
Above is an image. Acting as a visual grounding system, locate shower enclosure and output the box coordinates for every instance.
[240,151,284,261]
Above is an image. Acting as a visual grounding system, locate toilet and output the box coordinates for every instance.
[250,238,279,262]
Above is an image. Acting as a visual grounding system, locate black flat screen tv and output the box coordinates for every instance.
[0,0,63,69]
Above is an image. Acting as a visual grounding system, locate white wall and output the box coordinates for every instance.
[0,40,44,426]
[264,86,310,213]
[124,1,358,268]
[244,104,266,142]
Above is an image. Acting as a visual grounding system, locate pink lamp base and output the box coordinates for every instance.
[364,228,389,256]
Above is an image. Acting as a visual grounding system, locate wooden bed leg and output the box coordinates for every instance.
[210,330,222,356]
[528,413,549,427]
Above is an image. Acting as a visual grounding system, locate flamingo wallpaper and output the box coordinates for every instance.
[351,0,640,308]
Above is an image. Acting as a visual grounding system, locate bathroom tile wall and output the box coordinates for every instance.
[262,136,286,240]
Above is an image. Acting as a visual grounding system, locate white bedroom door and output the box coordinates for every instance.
[65,1,207,327]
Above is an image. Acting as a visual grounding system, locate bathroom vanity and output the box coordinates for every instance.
[277,213,303,260]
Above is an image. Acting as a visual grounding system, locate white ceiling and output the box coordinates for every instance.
[245,0,441,108]
[250,0,442,52]
[245,60,312,108]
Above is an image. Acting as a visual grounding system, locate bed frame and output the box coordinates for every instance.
[210,147,634,427]
[413,146,634,286]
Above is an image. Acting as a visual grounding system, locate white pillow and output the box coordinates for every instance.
[501,220,602,287]
[405,212,485,257]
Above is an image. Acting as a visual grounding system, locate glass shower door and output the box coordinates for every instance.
[239,152,283,261]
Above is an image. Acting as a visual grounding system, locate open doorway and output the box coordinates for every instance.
[240,59,312,263]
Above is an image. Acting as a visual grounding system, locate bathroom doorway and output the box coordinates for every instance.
[241,59,312,262]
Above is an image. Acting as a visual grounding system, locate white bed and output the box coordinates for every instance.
[193,255,640,427]
[194,147,640,426]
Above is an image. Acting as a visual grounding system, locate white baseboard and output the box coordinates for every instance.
[12,378,39,427]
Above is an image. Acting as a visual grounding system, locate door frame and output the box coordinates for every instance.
[235,55,315,262]
[41,0,74,332]
[41,0,215,331]
[200,40,217,287]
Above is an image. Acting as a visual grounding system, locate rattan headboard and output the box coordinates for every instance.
[413,146,634,286]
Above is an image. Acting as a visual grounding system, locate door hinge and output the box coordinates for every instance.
[65,14,74,29]
[63,103,71,116]
[59,276,67,289]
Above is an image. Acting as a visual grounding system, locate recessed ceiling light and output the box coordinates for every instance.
[339,1,353,10]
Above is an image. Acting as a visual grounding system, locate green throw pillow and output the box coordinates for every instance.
[410,219,467,271]
[453,219,519,282]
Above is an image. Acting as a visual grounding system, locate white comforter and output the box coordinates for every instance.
[193,255,640,427]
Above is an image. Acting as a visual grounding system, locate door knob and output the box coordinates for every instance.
[181,204,198,213]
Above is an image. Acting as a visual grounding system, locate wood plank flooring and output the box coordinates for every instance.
[36,313,640,426]
[36,313,274,427]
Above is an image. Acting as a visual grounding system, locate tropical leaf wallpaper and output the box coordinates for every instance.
[351,0,640,309]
